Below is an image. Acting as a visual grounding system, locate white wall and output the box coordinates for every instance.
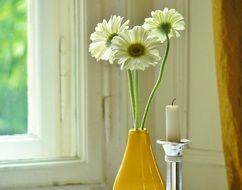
[100,0,228,189]
[183,0,228,189]
[152,0,228,189]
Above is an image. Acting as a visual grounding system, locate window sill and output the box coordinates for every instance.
[12,184,104,190]
[0,156,103,190]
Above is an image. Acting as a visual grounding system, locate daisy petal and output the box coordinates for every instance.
[143,8,185,41]
[112,26,161,70]
[89,15,129,63]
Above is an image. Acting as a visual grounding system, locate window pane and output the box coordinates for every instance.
[0,0,28,135]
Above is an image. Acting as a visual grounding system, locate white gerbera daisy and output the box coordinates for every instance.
[143,8,185,42]
[111,26,161,70]
[89,15,129,63]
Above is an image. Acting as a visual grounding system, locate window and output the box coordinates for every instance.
[0,0,68,161]
[0,0,28,135]
[0,0,103,189]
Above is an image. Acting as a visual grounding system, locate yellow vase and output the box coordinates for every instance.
[113,129,165,190]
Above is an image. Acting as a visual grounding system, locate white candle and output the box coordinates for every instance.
[166,104,180,142]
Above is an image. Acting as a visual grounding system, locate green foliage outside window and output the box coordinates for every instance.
[0,0,28,135]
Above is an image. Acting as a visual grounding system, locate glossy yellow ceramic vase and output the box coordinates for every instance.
[113,129,165,190]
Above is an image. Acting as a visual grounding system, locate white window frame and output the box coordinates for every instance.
[0,0,104,189]
[0,0,64,161]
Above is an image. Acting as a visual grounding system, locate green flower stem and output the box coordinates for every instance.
[140,35,170,130]
[134,70,139,129]
[127,70,137,129]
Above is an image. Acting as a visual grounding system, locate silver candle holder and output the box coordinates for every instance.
[157,139,191,190]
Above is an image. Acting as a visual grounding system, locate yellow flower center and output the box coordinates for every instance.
[128,43,145,57]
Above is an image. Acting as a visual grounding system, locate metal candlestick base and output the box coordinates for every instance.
[156,139,191,190]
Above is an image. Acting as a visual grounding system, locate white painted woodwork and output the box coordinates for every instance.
[0,0,229,189]
[183,0,228,189]
[104,0,228,189]
[0,0,104,189]
[153,0,228,189]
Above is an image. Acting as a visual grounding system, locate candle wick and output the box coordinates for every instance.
[171,98,176,105]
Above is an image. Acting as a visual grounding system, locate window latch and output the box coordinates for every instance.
[59,37,69,122]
